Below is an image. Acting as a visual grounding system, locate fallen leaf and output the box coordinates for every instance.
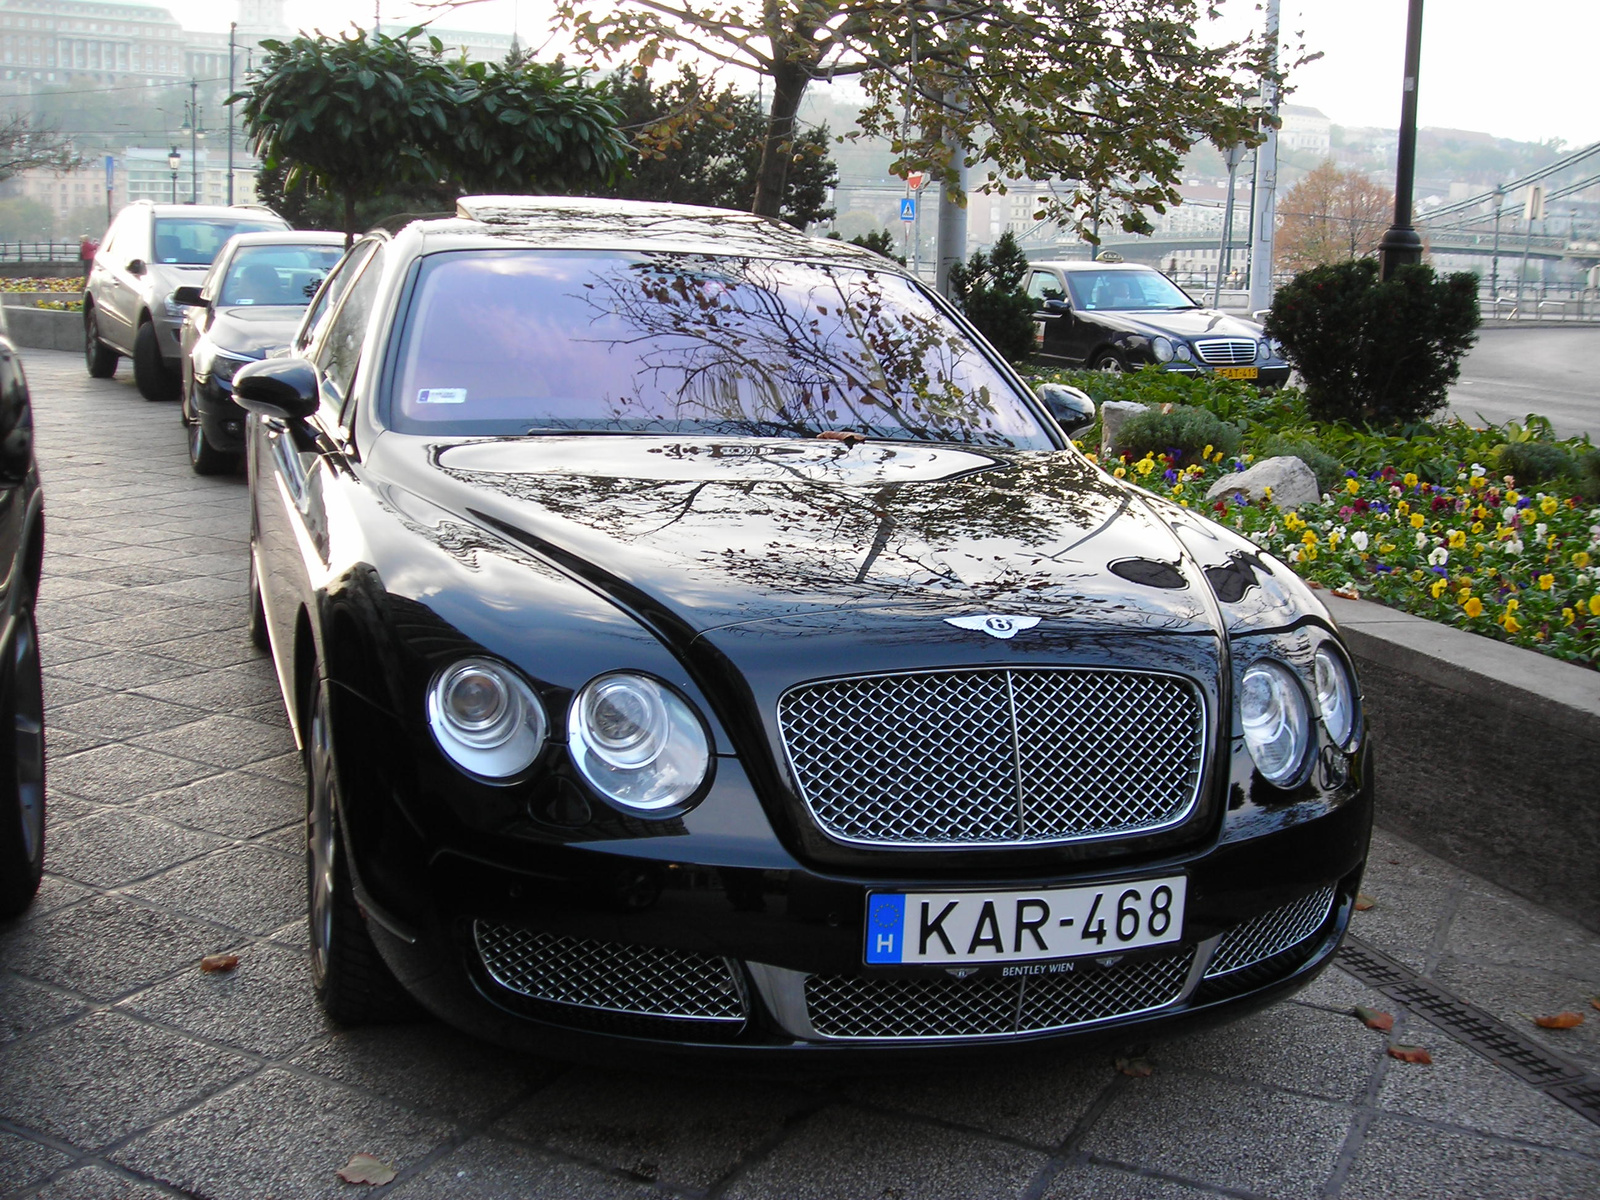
[199,953,240,973]
[814,430,866,446]
[1331,585,1360,600]
[1354,894,1376,911]
[1354,1005,1395,1032]
[1387,1043,1432,1064]
[1534,1012,1585,1030]
[1115,1056,1154,1077]
[337,1154,397,1187]
[1591,997,1600,1012]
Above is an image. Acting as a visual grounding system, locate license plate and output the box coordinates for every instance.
[1214,366,1258,380]
[864,876,1186,966]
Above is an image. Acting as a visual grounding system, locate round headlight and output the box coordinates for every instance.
[570,673,710,813]
[1313,645,1358,748]
[1174,342,1193,361]
[1257,338,1274,363]
[1152,335,1175,363]
[427,657,547,779]
[1240,659,1311,786]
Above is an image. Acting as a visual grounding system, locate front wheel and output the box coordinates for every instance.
[1092,351,1128,373]
[186,408,239,476]
[133,322,179,401]
[0,611,45,917]
[305,677,416,1024]
[84,307,117,379]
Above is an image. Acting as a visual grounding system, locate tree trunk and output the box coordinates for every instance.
[751,61,809,220]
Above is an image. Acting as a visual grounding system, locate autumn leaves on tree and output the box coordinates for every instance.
[1277,161,1393,271]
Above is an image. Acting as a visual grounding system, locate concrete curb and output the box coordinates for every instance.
[1,306,82,352]
[1324,594,1600,932]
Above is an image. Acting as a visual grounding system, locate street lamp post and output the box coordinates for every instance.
[1489,184,1505,304]
[167,147,181,204]
[1213,142,1245,309]
[227,22,236,205]
[1377,0,1426,280]
[180,80,205,204]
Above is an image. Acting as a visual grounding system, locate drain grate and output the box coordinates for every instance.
[1337,936,1600,1127]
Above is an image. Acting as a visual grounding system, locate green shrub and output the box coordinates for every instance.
[1576,449,1600,499]
[948,231,1036,364]
[1493,441,1575,486]
[1115,405,1242,466]
[1036,364,1290,424]
[1264,259,1479,427]
[1254,435,1345,494]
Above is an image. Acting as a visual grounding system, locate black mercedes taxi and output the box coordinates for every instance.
[232,196,1372,1061]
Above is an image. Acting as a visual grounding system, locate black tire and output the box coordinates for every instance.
[187,410,240,476]
[247,552,270,653]
[83,306,117,379]
[0,610,46,918]
[1091,351,1128,373]
[133,321,179,401]
[305,677,416,1024]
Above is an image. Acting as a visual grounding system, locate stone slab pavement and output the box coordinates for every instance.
[3,347,1599,1200]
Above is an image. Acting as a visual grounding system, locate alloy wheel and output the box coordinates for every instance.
[11,615,43,865]
[306,687,338,987]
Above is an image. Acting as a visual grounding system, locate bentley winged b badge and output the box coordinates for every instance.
[943,614,1041,640]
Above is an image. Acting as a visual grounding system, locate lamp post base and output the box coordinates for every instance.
[1378,225,1424,281]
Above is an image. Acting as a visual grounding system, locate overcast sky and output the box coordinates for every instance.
[166,0,1600,150]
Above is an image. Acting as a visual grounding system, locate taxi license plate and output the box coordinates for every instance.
[1215,366,1259,380]
[864,876,1186,966]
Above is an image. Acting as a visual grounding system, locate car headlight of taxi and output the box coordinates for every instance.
[427,657,549,780]
[1173,341,1193,362]
[1151,335,1175,363]
[570,672,711,813]
[1239,659,1312,786]
[1313,644,1359,749]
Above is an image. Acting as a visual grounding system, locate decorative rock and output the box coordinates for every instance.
[1099,400,1149,458]
[1204,455,1320,509]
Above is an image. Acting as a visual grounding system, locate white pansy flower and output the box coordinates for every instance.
[1427,546,1449,566]
[1288,547,1302,563]
[1503,506,1518,525]
[1504,538,1525,555]
[1414,531,1428,549]
[1536,523,1548,541]
[1351,531,1369,551]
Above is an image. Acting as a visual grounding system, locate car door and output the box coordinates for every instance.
[253,241,386,676]
[90,213,137,352]
[1026,269,1072,362]
[182,247,229,395]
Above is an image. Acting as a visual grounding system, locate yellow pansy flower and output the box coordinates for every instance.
[1502,614,1521,633]
[1574,551,1592,569]
[1591,593,1600,615]
[1470,521,1484,534]
[1563,607,1576,626]
[1403,472,1418,488]
[1505,597,1520,614]
[1447,530,1466,549]
[1113,466,1126,478]
[1430,578,1448,599]
[1379,542,1397,554]
[1202,444,1213,459]
[1409,513,1425,529]
[1345,478,1360,494]
[1172,482,1184,494]
[1540,495,1559,516]
[1301,530,1318,546]
[1463,596,1483,618]
[1538,574,1555,590]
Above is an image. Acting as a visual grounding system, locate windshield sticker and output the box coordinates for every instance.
[417,388,467,404]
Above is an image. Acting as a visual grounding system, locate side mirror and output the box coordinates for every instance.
[1036,383,1096,437]
[126,259,146,276]
[1042,298,1069,314]
[234,358,319,422]
[173,285,207,307]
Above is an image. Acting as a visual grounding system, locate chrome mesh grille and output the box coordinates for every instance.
[474,923,746,1022]
[1194,338,1259,366]
[1205,886,1337,977]
[805,949,1195,1040]
[777,669,1205,846]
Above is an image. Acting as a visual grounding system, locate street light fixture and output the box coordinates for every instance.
[180,80,205,204]
[1377,0,1426,280]
[167,146,180,204]
[1213,142,1246,308]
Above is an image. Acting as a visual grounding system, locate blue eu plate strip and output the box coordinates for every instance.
[865,893,906,963]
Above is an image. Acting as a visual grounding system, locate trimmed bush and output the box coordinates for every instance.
[1115,405,1241,467]
[1264,259,1479,427]
[1256,435,1345,494]
[1494,441,1575,486]
[949,231,1036,364]
[1577,449,1600,499]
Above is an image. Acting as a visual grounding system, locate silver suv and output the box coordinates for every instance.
[83,201,289,400]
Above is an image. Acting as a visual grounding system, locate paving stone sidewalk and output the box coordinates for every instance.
[2,348,1598,1200]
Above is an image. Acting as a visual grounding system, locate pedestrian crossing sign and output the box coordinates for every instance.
[899,198,916,222]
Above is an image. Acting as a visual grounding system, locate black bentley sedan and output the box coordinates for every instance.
[0,330,45,918]
[1027,260,1290,385]
[233,197,1371,1060]
[175,230,347,474]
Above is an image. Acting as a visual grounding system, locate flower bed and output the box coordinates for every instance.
[0,277,83,294]
[1030,367,1600,669]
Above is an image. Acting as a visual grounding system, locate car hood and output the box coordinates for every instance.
[1089,307,1262,341]
[147,262,209,304]
[206,305,306,358]
[380,435,1229,645]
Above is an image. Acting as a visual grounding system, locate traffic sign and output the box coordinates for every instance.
[104,154,114,189]
[899,198,916,222]
[906,172,924,190]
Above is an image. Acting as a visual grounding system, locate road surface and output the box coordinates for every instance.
[1447,326,1600,437]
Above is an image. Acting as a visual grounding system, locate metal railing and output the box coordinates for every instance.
[1480,284,1598,321]
[0,242,89,265]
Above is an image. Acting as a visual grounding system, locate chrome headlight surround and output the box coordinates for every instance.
[427,657,548,781]
[1151,335,1175,363]
[569,672,711,814]
[1313,644,1360,749]
[1239,658,1312,787]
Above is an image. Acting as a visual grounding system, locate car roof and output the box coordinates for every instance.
[1029,260,1162,272]
[224,231,347,247]
[383,195,903,273]
[142,204,287,221]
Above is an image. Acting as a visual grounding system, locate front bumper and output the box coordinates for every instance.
[191,373,248,454]
[353,747,1373,1063]
[1162,361,1292,387]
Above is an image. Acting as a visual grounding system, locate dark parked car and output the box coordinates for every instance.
[82,201,289,401]
[1026,260,1290,385]
[0,326,46,918]
[175,231,348,474]
[234,197,1371,1060]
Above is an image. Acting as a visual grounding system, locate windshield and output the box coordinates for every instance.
[1065,269,1196,311]
[154,217,286,266]
[385,250,1053,448]
[218,244,345,307]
